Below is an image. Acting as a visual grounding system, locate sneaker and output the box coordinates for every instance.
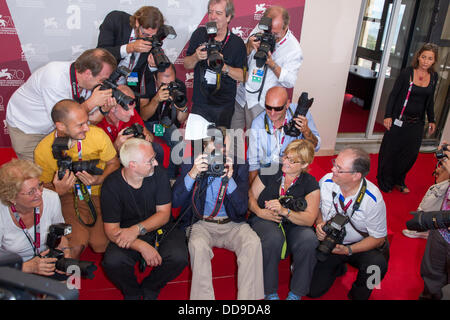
[264,293,280,300]
[286,291,301,300]
[402,229,429,239]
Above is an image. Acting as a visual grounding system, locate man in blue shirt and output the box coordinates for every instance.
[247,86,320,183]
[172,127,264,300]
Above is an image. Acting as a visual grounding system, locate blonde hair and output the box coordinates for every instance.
[119,138,152,168]
[283,139,315,167]
[0,159,42,206]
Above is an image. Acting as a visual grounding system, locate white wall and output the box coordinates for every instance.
[294,0,362,155]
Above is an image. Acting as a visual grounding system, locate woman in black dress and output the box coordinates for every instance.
[377,43,439,193]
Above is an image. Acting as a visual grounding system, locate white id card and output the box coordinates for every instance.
[204,69,217,85]
[394,119,403,127]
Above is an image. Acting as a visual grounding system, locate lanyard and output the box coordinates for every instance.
[220,30,231,52]
[11,206,41,256]
[331,179,367,218]
[279,173,299,196]
[76,140,82,161]
[399,81,414,121]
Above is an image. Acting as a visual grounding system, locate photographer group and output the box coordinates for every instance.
[1,0,447,301]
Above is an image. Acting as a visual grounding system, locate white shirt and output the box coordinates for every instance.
[235,29,303,109]
[6,61,90,135]
[319,173,387,245]
[0,188,65,262]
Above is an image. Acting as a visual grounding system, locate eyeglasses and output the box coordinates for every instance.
[282,154,302,165]
[331,159,356,174]
[265,104,285,112]
[138,26,154,38]
[19,182,44,196]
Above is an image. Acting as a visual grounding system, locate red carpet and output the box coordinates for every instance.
[339,94,386,133]
[0,147,436,300]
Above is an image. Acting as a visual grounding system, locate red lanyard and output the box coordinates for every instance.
[399,81,414,120]
[76,140,82,161]
[280,173,299,196]
[11,206,41,256]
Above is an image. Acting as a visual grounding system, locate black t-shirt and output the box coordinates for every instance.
[257,168,320,209]
[186,27,247,127]
[101,167,171,228]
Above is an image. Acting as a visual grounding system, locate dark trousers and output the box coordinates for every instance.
[102,226,188,300]
[248,215,319,296]
[420,229,450,300]
[377,122,423,192]
[308,247,389,300]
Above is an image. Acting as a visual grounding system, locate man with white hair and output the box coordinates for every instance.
[100,138,188,300]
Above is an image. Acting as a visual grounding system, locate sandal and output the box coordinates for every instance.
[394,184,410,194]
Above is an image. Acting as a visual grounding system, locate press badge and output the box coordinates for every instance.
[251,68,265,83]
[153,123,165,137]
[394,119,403,127]
[204,69,217,85]
[127,72,139,87]
[75,184,91,200]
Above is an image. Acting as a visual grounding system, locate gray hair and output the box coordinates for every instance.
[119,138,152,168]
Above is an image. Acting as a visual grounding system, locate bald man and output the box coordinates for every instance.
[247,86,320,183]
[34,99,120,259]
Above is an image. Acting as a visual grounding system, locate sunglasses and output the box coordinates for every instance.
[265,104,285,112]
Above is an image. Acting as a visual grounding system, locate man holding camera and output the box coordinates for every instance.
[309,147,388,300]
[247,86,320,183]
[231,5,303,130]
[6,48,118,161]
[95,84,164,164]
[97,6,164,89]
[183,0,247,128]
[172,128,264,300]
[138,64,189,179]
[101,138,188,300]
[34,99,120,259]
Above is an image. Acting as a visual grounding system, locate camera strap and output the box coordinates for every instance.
[192,176,229,220]
[73,181,97,227]
[331,179,369,238]
[69,63,85,104]
[11,206,41,256]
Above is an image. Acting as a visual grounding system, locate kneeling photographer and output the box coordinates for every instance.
[309,148,388,300]
[172,126,264,300]
[0,159,72,279]
[248,139,320,300]
[34,100,120,260]
[406,143,450,300]
[139,64,189,179]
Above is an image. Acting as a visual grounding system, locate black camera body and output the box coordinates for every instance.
[137,24,177,72]
[159,81,187,128]
[123,123,145,139]
[206,151,226,177]
[436,144,449,160]
[52,137,104,180]
[165,81,187,109]
[253,17,276,68]
[100,66,134,110]
[44,223,97,279]
[279,196,307,212]
[283,92,314,137]
[406,210,450,232]
[202,22,224,74]
[316,214,349,262]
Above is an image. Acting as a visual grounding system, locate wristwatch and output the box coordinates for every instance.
[346,245,353,256]
[137,223,147,236]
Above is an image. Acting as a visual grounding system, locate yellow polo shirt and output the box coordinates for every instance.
[34,125,117,196]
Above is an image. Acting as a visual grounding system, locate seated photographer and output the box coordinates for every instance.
[403,156,450,240]
[0,159,71,278]
[6,48,118,161]
[172,127,264,300]
[101,138,188,300]
[248,139,319,300]
[97,6,164,87]
[34,99,120,259]
[96,84,164,164]
[138,64,189,179]
[247,86,320,183]
[408,143,450,300]
[309,147,388,300]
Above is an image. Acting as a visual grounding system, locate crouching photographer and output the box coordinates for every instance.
[248,139,320,300]
[406,143,450,300]
[0,159,72,279]
[34,99,120,260]
[309,148,389,300]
